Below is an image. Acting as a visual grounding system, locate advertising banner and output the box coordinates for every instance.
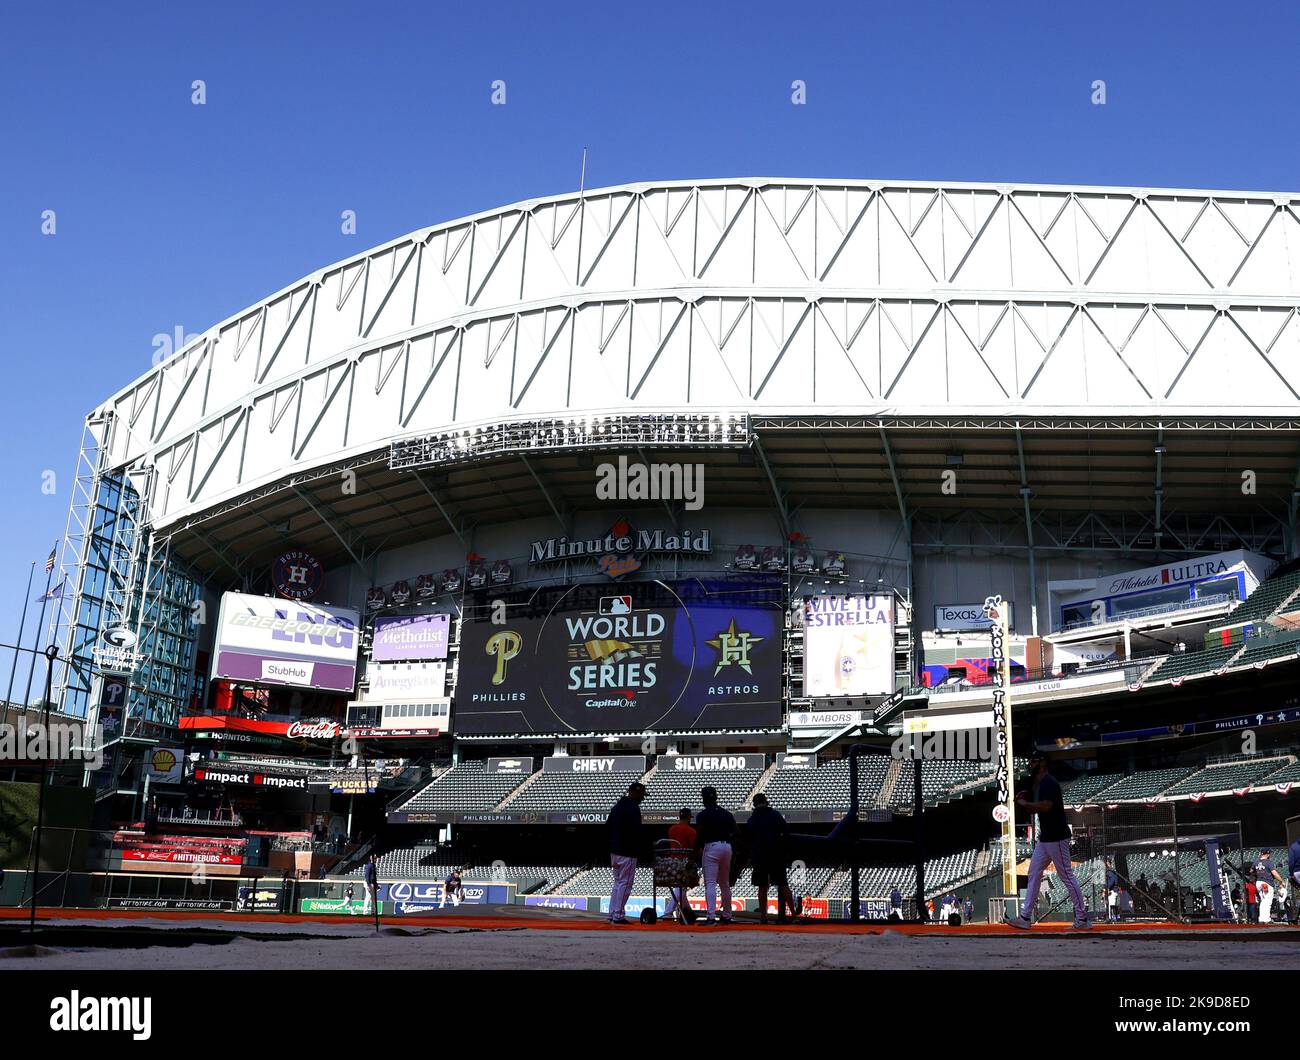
[934,601,1013,631]
[144,745,184,783]
[658,753,765,772]
[108,897,235,912]
[766,896,829,918]
[776,752,818,770]
[121,849,242,866]
[300,896,369,915]
[236,887,286,912]
[179,715,342,741]
[377,881,511,908]
[803,594,894,698]
[486,757,534,774]
[371,613,450,662]
[362,661,446,700]
[454,578,783,735]
[211,591,360,693]
[523,894,588,911]
[191,766,311,791]
[542,755,646,773]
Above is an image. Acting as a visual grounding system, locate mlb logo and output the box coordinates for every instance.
[600,595,632,616]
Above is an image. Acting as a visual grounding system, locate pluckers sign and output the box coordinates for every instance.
[211,591,360,693]
[455,578,782,735]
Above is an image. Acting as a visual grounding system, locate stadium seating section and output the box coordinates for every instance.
[1061,772,1127,805]
[1085,767,1195,801]
[1144,644,1240,683]
[396,761,528,813]
[507,767,646,811]
[758,757,888,811]
[639,764,766,813]
[1160,757,1292,796]
[1216,562,1300,626]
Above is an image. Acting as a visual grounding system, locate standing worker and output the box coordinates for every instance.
[606,781,646,925]
[694,785,736,925]
[362,854,379,917]
[1005,750,1090,930]
[1252,849,1285,924]
[747,793,796,923]
[662,808,697,924]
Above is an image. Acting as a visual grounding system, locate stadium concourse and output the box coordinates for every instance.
[11,179,1300,950]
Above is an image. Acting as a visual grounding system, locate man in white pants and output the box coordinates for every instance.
[693,786,737,925]
[1005,751,1090,930]
[1251,849,1284,924]
[605,782,646,924]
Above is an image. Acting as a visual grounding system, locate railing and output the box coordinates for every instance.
[1055,592,1236,634]
[924,656,1157,696]
[156,810,243,828]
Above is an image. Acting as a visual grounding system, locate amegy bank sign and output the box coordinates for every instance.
[211,591,360,693]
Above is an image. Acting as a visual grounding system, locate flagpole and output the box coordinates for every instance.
[23,558,56,710]
[4,560,36,730]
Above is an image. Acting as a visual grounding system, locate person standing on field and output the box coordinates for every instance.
[1005,750,1090,930]
[694,785,736,925]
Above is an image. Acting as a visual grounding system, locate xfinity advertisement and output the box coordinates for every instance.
[455,578,782,734]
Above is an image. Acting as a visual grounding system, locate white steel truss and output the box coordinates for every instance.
[81,179,1300,530]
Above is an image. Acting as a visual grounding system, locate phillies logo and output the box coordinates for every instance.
[273,550,324,601]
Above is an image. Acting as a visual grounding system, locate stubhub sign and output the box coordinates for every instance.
[212,591,360,693]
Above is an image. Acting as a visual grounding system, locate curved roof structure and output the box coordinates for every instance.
[87,178,1300,542]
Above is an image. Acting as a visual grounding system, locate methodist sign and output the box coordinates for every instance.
[454,579,783,735]
[371,613,450,662]
[211,591,360,693]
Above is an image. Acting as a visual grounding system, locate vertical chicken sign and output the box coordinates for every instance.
[984,594,1017,901]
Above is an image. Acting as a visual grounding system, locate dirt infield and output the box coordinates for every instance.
[2,906,1298,970]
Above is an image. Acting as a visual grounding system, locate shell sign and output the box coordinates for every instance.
[146,746,184,783]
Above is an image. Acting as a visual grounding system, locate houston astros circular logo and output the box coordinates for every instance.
[272,550,324,600]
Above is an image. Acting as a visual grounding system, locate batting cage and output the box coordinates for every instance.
[1032,805,1246,924]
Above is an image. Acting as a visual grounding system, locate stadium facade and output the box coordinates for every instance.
[45,179,1300,915]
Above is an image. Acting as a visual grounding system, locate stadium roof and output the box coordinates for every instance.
[74,177,1300,571]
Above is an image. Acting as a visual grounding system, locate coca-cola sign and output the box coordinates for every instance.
[286,720,340,740]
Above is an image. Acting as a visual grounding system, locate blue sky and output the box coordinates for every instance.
[1,0,1298,656]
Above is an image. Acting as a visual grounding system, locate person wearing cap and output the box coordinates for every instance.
[1251,848,1284,924]
[662,808,697,924]
[1005,750,1090,930]
[606,781,647,925]
[694,785,737,924]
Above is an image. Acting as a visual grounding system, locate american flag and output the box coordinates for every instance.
[45,546,56,573]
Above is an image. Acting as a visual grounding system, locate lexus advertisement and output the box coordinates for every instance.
[455,579,783,734]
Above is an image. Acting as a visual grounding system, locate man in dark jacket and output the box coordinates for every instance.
[747,793,795,923]
[606,781,646,924]
[694,785,737,924]
[362,854,378,917]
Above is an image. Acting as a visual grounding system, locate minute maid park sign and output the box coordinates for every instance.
[529,519,711,565]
